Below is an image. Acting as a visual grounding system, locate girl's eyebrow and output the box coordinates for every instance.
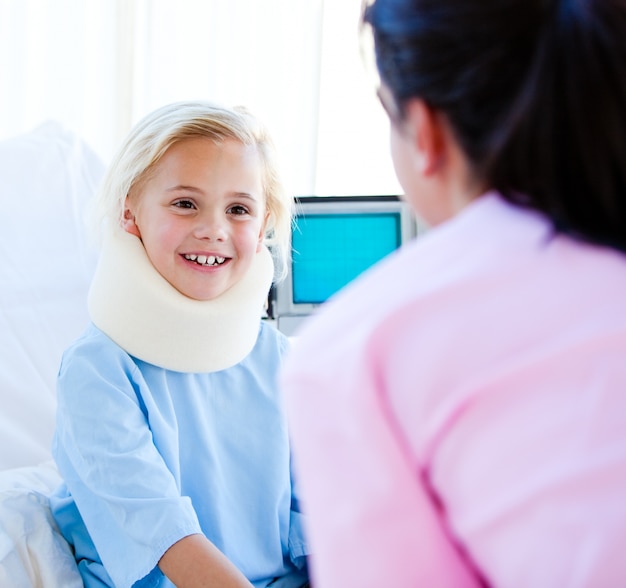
[166,185,204,193]
[231,192,260,202]
[166,186,260,202]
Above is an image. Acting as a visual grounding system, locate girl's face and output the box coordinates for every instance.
[123,137,268,301]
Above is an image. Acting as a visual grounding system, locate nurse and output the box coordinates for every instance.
[281,1,626,586]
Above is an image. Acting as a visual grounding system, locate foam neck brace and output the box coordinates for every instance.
[88,229,273,373]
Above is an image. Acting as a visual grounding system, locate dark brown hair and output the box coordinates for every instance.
[363,0,626,251]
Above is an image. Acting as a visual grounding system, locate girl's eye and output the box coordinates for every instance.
[228,204,249,216]
[173,199,195,209]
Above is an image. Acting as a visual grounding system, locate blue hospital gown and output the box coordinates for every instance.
[49,321,308,588]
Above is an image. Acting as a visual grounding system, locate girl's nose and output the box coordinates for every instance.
[192,212,227,241]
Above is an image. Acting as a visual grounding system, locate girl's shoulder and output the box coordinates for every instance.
[63,323,129,359]
[232,320,290,375]
[258,318,290,353]
[59,323,141,382]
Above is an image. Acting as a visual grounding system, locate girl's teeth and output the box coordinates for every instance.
[185,254,226,266]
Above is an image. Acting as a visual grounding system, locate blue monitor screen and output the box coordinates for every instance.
[291,212,401,304]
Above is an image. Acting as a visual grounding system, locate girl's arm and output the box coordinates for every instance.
[159,534,253,588]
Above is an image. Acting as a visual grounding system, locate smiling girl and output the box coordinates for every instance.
[49,102,309,588]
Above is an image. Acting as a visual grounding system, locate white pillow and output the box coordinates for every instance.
[0,122,105,470]
[0,461,82,587]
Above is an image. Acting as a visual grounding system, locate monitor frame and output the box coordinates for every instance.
[270,195,417,335]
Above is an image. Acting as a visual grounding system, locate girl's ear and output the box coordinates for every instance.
[122,198,141,237]
[403,98,446,176]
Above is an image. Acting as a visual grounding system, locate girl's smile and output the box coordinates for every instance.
[122,136,267,301]
[182,253,227,267]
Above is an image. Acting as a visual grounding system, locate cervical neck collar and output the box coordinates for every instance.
[88,229,273,373]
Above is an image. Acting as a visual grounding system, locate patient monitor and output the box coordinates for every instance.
[270,195,417,336]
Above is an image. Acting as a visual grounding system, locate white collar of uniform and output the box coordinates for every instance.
[88,229,273,373]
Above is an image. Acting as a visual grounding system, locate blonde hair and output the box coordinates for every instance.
[93,101,292,279]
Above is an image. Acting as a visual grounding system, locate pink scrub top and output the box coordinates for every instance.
[281,193,626,588]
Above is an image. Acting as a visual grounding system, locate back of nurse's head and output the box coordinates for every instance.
[362,0,626,252]
[93,101,292,274]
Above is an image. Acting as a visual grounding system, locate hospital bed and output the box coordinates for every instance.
[0,122,104,586]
